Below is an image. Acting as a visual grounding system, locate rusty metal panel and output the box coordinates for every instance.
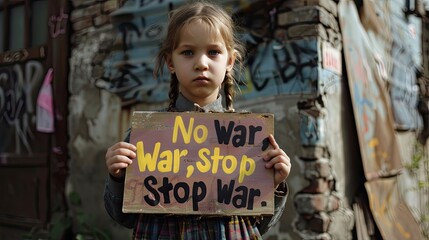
[365,178,424,240]
[339,0,402,179]
[339,1,424,239]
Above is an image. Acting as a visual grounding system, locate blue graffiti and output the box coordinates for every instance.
[101,0,341,104]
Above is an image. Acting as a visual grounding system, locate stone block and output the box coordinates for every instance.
[70,8,85,22]
[103,0,119,14]
[301,178,333,193]
[308,212,331,233]
[72,16,93,32]
[295,193,327,214]
[277,6,339,32]
[326,28,342,49]
[304,158,333,179]
[278,0,338,17]
[287,24,328,40]
[94,14,111,27]
[294,213,332,235]
[72,0,98,8]
[300,146,327,160]
[85,3,101,16]
[326,193,340,212]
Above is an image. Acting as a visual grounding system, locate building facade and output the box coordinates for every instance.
[0,0,428,239]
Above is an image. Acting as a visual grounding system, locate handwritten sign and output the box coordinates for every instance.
[123,111,275,216]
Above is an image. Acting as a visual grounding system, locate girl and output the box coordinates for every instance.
[104,1,291,239]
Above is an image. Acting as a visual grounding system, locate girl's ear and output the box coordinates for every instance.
[226,51,236,71]
[167,56,175,73]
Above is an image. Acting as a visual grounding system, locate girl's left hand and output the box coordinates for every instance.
[263,134,291,187]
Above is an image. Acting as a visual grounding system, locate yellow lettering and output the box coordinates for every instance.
[197,148,211,173]
[172,116,193,144]
[194,124,208,143]
[211,147,223,174]
[222,155,237,174]
[173,149,187,173]
[158,151,173,172]
[238,155,255,183]
[136,141,160,172]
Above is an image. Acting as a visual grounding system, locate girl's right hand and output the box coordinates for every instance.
[105,142,137,179]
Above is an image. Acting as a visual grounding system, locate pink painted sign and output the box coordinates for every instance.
[123,111,275,216]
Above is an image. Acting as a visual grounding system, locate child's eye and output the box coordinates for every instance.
[181,50,193,56]
[208,50,220,56]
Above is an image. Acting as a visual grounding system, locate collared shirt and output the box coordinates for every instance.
[104,94,288,240]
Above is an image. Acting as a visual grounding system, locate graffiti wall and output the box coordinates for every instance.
[98,0,342,104]
[0,61,47,154]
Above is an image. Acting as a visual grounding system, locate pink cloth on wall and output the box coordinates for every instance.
[36,68,55,133]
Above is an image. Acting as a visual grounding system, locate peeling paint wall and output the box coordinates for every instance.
[68,1,131,239]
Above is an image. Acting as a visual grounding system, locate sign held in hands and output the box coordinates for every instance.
[123,111,275,216]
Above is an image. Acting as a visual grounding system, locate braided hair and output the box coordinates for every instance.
[223,70,236,111]
[167,74,179,111]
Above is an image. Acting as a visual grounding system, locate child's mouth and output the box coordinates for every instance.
[194,76,209,81]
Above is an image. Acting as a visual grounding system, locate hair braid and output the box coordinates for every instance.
[223,71,236,112]
[168,74,179,111]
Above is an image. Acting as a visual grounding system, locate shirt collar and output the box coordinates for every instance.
[175,93,224,112]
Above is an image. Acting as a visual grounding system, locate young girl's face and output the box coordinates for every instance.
[168,20,235,106]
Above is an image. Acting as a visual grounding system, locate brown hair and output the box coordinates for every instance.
[154,1,245,111]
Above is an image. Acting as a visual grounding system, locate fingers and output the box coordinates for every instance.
[264,150,289,169]
[108,163,128,176]
[268,134,279,149]
[106,142,136,159]
[263,135,291,186]
[106,142,137,178]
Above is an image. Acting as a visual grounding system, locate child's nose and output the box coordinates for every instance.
[194,55,209,71]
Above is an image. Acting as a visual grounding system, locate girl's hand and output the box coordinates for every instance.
[263,134,291,187]
[105,142,137,179]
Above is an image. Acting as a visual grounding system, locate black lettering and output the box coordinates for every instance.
[214,120,234,145]
[217,179,235,204]
[262,137,270,151]
[247,188,260,210]
[192,181,206,211]
[174,182,189,203]
[144,175,160,206]
[232,125,246,147]
[248,125,262,144]
[232,186,248,208]
[158,177,173,203]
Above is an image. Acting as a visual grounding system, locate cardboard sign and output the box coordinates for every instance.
[123,111,275,216]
